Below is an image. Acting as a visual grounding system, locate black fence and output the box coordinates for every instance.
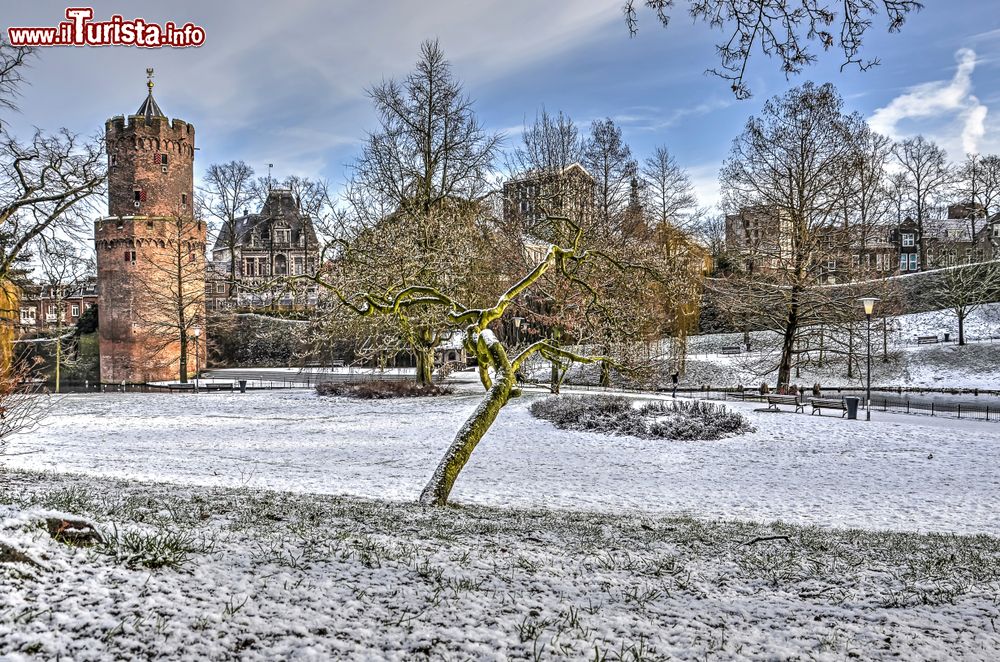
[530,382,1000,424]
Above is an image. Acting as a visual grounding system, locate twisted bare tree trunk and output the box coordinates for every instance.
[419,341,516,506]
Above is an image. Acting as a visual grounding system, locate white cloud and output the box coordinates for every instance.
[868,48,989,156]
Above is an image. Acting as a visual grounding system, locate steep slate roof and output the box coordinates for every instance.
[135,70,165,122]
[212,188,319,252]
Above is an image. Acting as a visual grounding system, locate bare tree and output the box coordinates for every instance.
[846,123,894,252]
[930,261,1000,345]
[583,118,639,240]
[309,214,695,506]
[955,153,1000,237]
[200,160,255,292]
[35,236,91,392]
[624,0,923,98]
[640,145,697,230]
[338,39,502,385]
[895,136,953,268]
[0,355,48,453]
[720,82,865,387]
[133,214,206,383]
[508,108,584,175]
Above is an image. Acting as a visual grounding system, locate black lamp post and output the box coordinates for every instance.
[858,297,878,421]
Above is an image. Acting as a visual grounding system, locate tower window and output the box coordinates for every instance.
[124,250,137,264]
[154,153,169,165]
[181,193,188,206]
[110,154,118,167]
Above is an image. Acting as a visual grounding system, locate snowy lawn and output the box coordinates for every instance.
[3,389,1000,536]
[2,471,999,660]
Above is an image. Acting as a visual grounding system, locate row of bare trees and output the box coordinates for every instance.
[711,81,1000,386]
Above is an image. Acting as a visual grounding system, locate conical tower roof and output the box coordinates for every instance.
[135,68,165,123]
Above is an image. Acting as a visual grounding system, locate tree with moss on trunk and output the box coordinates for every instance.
[338,39,502,386]
[309,214,695,506]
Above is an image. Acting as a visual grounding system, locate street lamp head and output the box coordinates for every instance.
[512,316,524,330]
[193,327,202,338]
[859,297,879,316]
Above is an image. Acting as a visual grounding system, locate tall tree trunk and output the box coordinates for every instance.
[419,350,516,506]
[599,358,611,387]
[882,316,888,362]
[776,300,799,388]
[179,333,188,383]
[415,347,434,386]
[847,324,854,379]
[958,311,966,346]
[54,323,62,394]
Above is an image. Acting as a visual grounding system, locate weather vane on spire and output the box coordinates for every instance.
[146,67,154,92]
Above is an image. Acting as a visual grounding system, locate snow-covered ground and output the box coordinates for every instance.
[678,302,1000,389]
[4,472,998,660]
[5,390,1000,536]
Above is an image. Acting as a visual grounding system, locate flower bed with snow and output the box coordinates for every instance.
[530,395,755,440]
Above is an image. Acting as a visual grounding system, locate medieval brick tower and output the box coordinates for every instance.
[95,69,206,384]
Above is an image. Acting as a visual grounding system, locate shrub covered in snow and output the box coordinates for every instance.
[530,395,754,440]
[315,380,454,399]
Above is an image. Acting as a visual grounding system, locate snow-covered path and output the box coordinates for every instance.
[4,390,999,535]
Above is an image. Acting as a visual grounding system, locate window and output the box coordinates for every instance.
[993,225,1000,238]
[216,283,226,294]
[154,153,168,165]
[181,193,188,206]
[826,259,836,271]
[902,233,915,247]
[909,253,919,271]
[851,255,860,269]
[110,154,118,167]
[274,254,288,276]
[124,250,136,264]
[275,228,291,244]
[899,255,908,272]
[71,305,80,317]
[294,256,304,275]
[133,189,146,203]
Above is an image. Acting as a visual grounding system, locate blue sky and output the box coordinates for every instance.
[4,1,1000,210]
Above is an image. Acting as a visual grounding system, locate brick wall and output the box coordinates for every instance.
[96,113,205,384]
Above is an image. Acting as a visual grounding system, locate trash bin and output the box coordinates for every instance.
[844,396,860,420]
[944,332,951,342]
[238,380,247,394]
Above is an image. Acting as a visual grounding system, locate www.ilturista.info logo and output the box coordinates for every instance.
[7,8,205,48]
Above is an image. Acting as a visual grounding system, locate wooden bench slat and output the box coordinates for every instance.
[809,397,848,417]
[766,394,805,413]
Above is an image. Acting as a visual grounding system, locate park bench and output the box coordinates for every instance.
[200,382,235,392]
[809,397,847,417]
[916,335,939,344]
[721,346,743,355]
[766,394,804,413]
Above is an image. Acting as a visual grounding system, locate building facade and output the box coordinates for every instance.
[94,71,206,384]
[208,188,320,310]
[502,163,596,239]
[18,280,98,331]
